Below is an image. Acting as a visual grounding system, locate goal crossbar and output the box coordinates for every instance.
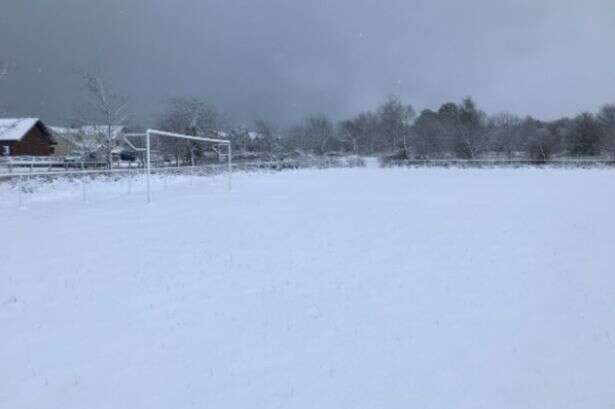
[147,129,230,145]
[145,129,232,203]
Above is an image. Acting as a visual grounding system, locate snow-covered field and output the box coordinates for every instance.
[2,168,614,408]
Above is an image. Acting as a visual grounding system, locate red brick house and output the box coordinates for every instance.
[0,118,57,156]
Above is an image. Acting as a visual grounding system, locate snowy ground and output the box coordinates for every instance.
[2,168,615,408]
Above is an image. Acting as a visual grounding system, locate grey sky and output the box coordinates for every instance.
[1,0,614,127]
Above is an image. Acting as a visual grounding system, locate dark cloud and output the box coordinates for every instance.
[1,0,614,126]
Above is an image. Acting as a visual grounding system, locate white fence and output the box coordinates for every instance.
[0,153,369,208]
[0,162,232,208]
[0,156,109,172]
[381,158,615,168]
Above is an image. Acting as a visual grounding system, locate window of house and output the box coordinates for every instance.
[2,145,10,156]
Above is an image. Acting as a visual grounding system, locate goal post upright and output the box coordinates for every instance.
[144,129,232,203]
[146,129,152,203]
[227,142,232,189]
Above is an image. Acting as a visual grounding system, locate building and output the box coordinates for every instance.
[49,127,81,157]
[0,118,57,156]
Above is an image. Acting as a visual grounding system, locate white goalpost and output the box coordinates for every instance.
[141,129,232,203]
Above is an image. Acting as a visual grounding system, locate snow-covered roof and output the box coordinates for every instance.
[81,125,125,139]
[0,118,41,141]
[248,131,262,140]
[49,126,81,136]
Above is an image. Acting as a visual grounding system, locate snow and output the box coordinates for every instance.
[0,118,39,141]
[80,125,125,139]
[1,167,615,408]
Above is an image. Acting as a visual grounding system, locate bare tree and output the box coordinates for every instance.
[597,104,615,158]
[254,120,279,153]
[339,111,381,155]
[0,62,8,114]
[340,120,359,155]
[454,98,487,159]
[157,97,221,165]
[489,112,522,160]
[568,113,603,156]
[307,115,337,154]
[80,72,129,168]
[377,96,415,156]
[519,117,561,162]
[283,114,339,154]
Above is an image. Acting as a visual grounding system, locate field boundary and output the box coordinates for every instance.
[381,158,615,168]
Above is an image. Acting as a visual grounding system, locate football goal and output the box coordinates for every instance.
[128,129,232,203]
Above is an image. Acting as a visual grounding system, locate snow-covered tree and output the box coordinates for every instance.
[489,112,523,160]
[568,113,603,156]
[80,72,129,168]
[377,96,415,156]
[253,120,280,153]
[339,111,381,154]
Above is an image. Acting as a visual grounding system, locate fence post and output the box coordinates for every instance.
[227,143,232,190]
[81,162,87,202]
[18,175,24,208]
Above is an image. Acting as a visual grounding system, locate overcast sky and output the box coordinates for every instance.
[1,0,614,127]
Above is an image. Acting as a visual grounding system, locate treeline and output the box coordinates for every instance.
[184,96,615,161]
[274,97,615,161]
